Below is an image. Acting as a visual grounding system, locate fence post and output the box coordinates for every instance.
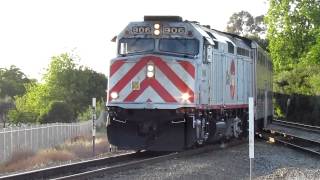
[9,127,12,157]
[24,126,27,149]
[17,126,19,151]
[3,128,6,162]
[41,124,44,149]
[69,123,71,138]
[53,123,59,146]
[0,129,3,162]
[60,123,62,143]
[35,124,38,150]
[46,124,50,148]
[30,125,33,152]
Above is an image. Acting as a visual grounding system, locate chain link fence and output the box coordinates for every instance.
[0,121,92,163]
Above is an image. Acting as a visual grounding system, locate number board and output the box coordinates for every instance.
[162,27,185,34]
[131,26,185,35]
[132,26,152,34]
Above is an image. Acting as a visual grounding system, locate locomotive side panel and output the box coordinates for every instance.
[236,57,253,105]
[223,55,236,105]
[254,47,273,127]
[237,58,245,104]
[211,53,224,105]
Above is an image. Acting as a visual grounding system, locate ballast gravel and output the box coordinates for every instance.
[99,141,320,180]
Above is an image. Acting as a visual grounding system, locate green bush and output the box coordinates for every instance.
[8,110,37,125]
[77,100,104,122]
[40,101,74,123]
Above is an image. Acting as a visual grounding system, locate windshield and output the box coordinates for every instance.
[119,38,154,55]
[159,39,199,56]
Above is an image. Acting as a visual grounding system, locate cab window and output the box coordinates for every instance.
[159,39,199,56]
[119,38,154,55]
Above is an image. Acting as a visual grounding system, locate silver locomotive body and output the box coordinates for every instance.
[106,16,272,151]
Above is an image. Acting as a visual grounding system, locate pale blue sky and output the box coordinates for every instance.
[0,0,268,80]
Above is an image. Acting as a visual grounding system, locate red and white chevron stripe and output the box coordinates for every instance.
[108,55,195,104]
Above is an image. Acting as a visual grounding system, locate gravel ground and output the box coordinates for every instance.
[97,141,320,180]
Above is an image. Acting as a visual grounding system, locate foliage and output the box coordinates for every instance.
[274,64,320,95]
[78,100,104,122]
[266,0,320,96]
[7,110,37,125]
[226,11,266,37]
[0,97,14,127]
[9,53,107,124]
[0,66,32,99]
[226,11,268,50]
[265,0,320,72]
[0,66,33,127]
[40,101,74,123]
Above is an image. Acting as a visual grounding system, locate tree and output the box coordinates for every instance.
[226,11,268,49]
[0,66,32,127]
[0,97,14,127]
[226,11,266,37]
[0,66,32,99]
[265,0,320,72]
[43,53,107,116]
[9,53,108,124]
[40,101,74,123]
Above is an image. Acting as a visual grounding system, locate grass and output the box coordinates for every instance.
[0,133,110,174]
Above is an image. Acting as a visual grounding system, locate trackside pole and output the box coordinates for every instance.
[249,97,254,180]
[92,98,96,156]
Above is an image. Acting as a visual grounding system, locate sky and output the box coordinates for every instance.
[0,0,268,81]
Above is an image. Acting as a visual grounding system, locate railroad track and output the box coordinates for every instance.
[0,151,150,180]
[272,119,320,133]
[260,126,320,157]
[0,139,245,180]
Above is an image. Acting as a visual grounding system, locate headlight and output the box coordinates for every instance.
[110,92,118,99]
[147,64,154,71]
[154,23,160,29]
[147,71,154,78]
[154,29,160,35]
[181,93,190,101]
[146,64,155,78]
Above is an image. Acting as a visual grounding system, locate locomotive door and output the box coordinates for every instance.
[199,45,213,105]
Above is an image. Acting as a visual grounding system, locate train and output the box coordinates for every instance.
[106,16,273,151]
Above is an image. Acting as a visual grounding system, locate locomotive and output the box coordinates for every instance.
[106,16,272,151]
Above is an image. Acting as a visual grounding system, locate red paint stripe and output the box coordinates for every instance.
[149,79,177,102]
[109,59,148,99]
[110,60,125,77]
[124,78,177,103]
[109,55,194,103]
[153,58,194,103]
[178,61,195,79]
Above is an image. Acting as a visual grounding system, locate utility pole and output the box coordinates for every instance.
[92,98,96,156]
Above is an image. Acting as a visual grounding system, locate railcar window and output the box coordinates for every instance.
[237,47,250,57]
[213,40,219,49]
[119,38,154,55]
[159,39,199,56]
[227,41,234,54]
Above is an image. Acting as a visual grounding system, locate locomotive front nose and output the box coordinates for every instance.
[108,55,195,107]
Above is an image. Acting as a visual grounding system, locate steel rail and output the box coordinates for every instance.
[260,129,320,157]
[53,139,245,180]
[272,119,320,133]
[0,152,139,180]
[1,139,245,180]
